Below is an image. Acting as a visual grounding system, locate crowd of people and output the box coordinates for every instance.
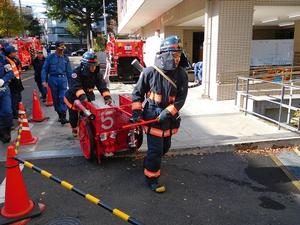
[0,44,23,143]
[0,40,112,143]
[0,35,190,193]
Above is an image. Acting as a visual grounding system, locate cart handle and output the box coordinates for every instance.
[122,118,159,130]
[74,100,96,120]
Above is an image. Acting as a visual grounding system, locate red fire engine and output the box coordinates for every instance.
[105,34,145,82]
[1,37,43,69]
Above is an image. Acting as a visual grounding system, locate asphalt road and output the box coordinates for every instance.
[20,69,37,114]
[1,58,299,225]
[0,152,299,225]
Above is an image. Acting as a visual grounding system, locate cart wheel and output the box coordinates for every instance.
[79,119,96,161]
[128,126,143,151]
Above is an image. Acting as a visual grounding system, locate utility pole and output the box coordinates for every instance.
[103,0,107,35]
[18,0,22,15]
[18,0,26,37]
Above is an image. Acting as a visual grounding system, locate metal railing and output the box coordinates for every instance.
[235,69,300,133]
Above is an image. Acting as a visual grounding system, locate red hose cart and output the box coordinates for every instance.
[76,95,156,163]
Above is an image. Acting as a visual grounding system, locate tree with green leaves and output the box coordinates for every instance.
[24,14,43,37]
[66,18,85,45]
[45,0,117,49]
[0,0,24,37]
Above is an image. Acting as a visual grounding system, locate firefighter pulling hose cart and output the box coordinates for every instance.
[66,51,146,162]
[131,35,188,193]
[64,51,112,137]
[68,36,188,195]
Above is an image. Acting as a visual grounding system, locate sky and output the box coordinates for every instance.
[13,0,47,18]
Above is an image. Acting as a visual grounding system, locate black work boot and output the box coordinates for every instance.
[0,128,6,143]
[72,127,78,137]
[149,182,166,193]
[57,112,61,122]
[0,128,11,143]
[59,112,69,125]
[4,127,11,143]
[146,177,166,193]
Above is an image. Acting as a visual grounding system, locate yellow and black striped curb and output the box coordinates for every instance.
[14,157,144,225]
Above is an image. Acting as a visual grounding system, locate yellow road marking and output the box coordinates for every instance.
[270,154,300,192]
[22,75,34,82]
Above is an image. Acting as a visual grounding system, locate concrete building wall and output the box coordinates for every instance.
[133,0,205,64]
[204,0,254,100]
[164,26,184,40]
[137,0,204,38]
[118,0,300,101]
[255,0,300,6]
[294,20,300,66]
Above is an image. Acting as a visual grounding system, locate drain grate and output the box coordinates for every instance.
[45,217,83,225]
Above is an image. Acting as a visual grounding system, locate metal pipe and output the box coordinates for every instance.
[287,81,293,124]
[243,110,300,133]
[74,100,95,120]
[238,76,300,90]
[239,92,300,111]
[244,78,250,116]
[103,0,107,35]
[277,84,285,130]
[235,77,239,106]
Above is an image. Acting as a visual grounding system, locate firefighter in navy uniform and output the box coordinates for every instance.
[42,41,72,125]
[131,36,188,193]
[4,45,24,119]
[64,51,112,137]
[0,46,14,143]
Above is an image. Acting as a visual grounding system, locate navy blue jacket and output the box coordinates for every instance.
[41,52,72,82]
[132,56,188,136]
[33,57,46,82]
[65,64,110,103]
[0,53,14,88]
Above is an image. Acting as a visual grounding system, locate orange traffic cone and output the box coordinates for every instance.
[18,102,27,127]
[18,103,38,146]
[46,86,53,107]
[31,90,48,122]
[0,145,45,224]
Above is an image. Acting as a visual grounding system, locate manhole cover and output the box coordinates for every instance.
[45,217,83,225]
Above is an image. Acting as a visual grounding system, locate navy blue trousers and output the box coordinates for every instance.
[0,88,13,128]
[48,76,68,113]
[144,134,171,183]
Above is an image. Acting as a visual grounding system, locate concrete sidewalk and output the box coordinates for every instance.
[168,85,300,151]
[1,83,300,160]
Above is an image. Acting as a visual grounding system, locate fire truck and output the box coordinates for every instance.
[105,34,145,82]
[0,37,43,69]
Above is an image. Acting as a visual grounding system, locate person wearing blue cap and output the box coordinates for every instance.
[0,46,14,143]
[4,45,24,119]
[41,41,72,124]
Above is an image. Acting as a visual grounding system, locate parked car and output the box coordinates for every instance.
[71,48,87,56]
